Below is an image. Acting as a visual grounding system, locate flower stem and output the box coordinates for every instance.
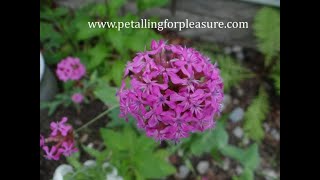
[75,105,119,133]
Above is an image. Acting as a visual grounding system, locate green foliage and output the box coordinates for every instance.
[65,150,113,180]
[271,60,280,95]
[110,60,126,86]
[64,125,175,180]
[243,87,270,142]
[107,0,127,18]
[101,126,176,179]
[93,80,118,107]
[232,168,254,180]
[215,55,254,92]
[190,120,228,155]
[86,44,110,71]
[137,0,169,12]
[173,115,260,179]
[40,0,168,114]
[221,144,260,170]
[106,107,136,128]
[40,93,73,116]
[253,7,280,65]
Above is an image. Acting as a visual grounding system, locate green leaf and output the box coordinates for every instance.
[89,4,107,17]
[100,128,129,151]
[40,22,64,51]
[82,145,102,159]
[87,44,110,70]
[243,87,269,141]
[215,55,253,92]
[134,151,175,178]
[253,7,280,64]
[105,29,128,56]
[40,6,69,20]
[126,29,162,52]
[221,144,260,170]
[75,16,105,41]
[137,0,169,12]
[66,152,82,170]
[136,135,157,152]
[232,168,254,180]
[93,81,118,107]
[107,107,136,127]
[190,121,228,155]
[110,60,126,87]
[107,0,127,17]
[271,60,280,95]
[123,125,138,150]
[40,100,62,116]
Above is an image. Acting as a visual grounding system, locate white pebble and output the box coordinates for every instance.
[197,161,210,175]
[233,127,244,139]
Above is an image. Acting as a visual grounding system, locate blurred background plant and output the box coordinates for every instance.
[40,0,279,179]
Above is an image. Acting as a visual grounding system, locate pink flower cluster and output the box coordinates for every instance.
[72,93,84,104]
[56,57,86,82]
[117,40,224,142]
[40,117,78,160]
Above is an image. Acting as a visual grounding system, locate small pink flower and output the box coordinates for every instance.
[40,134,45,147]
[56,57,86,82]
[59,142,78,156]
[71,93,84,104]
[117,40,224,142]
[50,117,71,137]
[43,146,60,160]
[41,116,77,160]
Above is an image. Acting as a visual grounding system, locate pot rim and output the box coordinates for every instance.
[40,52,45,82]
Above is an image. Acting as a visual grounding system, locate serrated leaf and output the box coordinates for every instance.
[214,55,253,92]
[190,121,228,155]
[111,60,126,87]
[126,29,162,52]
[134,151,175,178]
[243,87,269,141]
[100,128,129,151]
[40,22,64,50]
[221,144,260,170]
[82,145,102,159]
[105,29,128,56]
[87,44,109,70]
[75,16,105,41]
[93,81,118,107]
[107,107,136,128]
[66,152,82,170]
[136,135,157,152]
[232,168,254,180]
[254,7,280,64]
[222,144,260,170]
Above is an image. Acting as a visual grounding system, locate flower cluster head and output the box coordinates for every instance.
[72,93,84,104]
[117,40,224,142]
[40,117,77,160]
[56,57,86,82]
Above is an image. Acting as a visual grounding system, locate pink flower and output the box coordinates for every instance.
[50,117,71,137]
[40,134,45,147]
[117,40,224,142]
[43,146,60,160]
[56,57,86,82]
[71,93,84,104]
[59,142,78,156]
[41,116,77,160]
